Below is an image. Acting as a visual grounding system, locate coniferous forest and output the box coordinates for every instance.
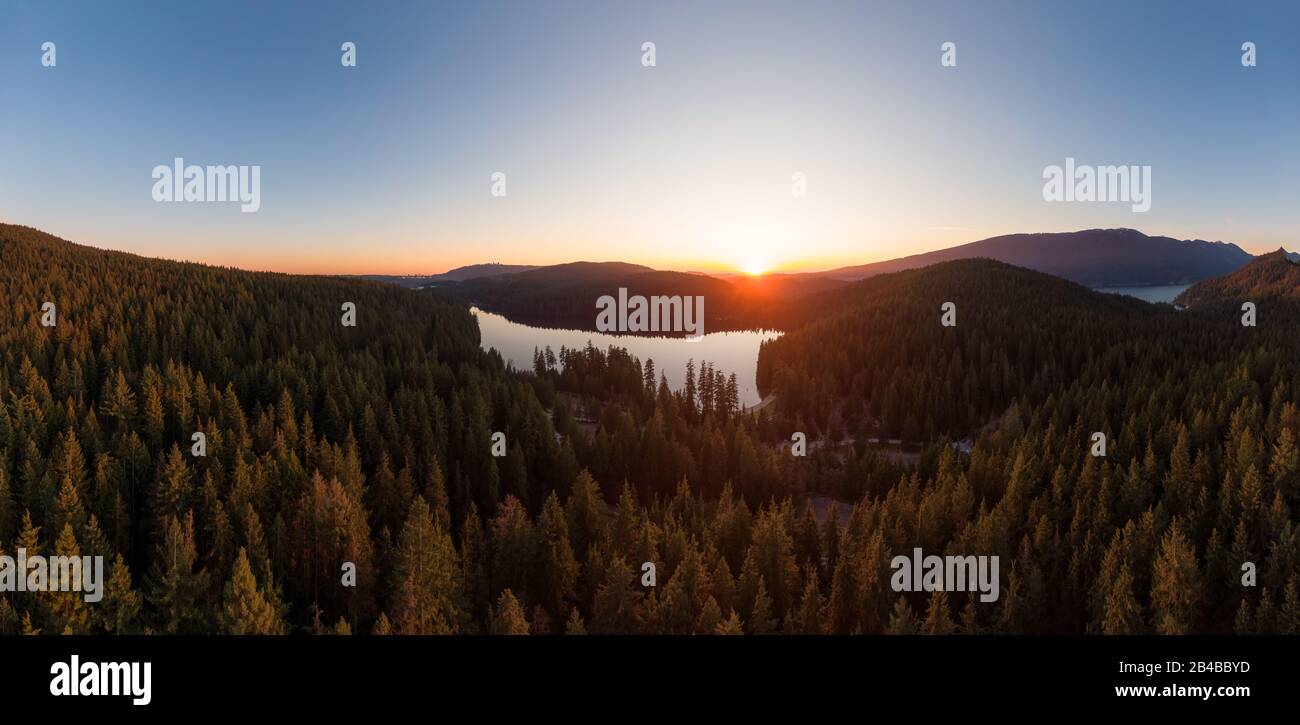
[2,223,1297,636]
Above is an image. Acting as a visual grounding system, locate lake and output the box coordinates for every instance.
[471,307,781,407]
[1093,284,1190,304]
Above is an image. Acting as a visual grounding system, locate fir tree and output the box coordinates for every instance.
[748,579,777,635]
[490,589,530,635]
[145,513,207,634]
[99,554,141,634]
[564,607,588,635]
[886,596,919,635]
[220,547,286,634]
[1151,523,1202,635]
[47,524,91,634]
[922,590,955,635]
[715,609,744,635]
[391,496,465,634]
[1101,562,1143,634]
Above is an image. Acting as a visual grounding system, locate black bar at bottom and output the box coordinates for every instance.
[2,635,1286,713]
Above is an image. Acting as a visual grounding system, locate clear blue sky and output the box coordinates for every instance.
[1,0,1296,274]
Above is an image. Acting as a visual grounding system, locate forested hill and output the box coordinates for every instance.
[759,259,1172,439]
[445,261,841,331]
[356,264,540,288]
[0,223,571,634]
[757,258,1300,633]
[1175,249,1300,307]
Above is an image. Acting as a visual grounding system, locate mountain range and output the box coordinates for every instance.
[405,228,1263,329]
[818,229,1253,286]
[355,264,540,288]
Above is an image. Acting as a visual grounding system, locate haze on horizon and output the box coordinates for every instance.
[1,0,1297,276]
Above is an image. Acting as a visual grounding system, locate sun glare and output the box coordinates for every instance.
[741,259,769,276]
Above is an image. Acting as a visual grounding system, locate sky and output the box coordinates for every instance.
[1,0,1297,275]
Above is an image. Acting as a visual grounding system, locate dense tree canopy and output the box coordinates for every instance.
[1,226,1294,634]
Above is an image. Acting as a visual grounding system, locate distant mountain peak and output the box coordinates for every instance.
[822,228,1251,288]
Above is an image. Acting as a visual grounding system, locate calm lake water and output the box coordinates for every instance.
[471,307,781,407]
[1094,284,1190,304]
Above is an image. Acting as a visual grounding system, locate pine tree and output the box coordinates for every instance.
[460,501,490,625]
[0,468,14,545]
[47,523,91,633]
[695,596,723,634]
[1233,598,1254,635]
[142,373,166,449]
[145,513,207,634]
[959,597,980,634]
[1270,428,1299,499]
[1279,577,1300,635]
[787,570,824,635]
[489,495,536,603]
[748,579,777,635]
[715,609,744,635]
[426,459,451,532]
[220,547,286,634]
[490,589,530,635]
[748,508,801,619]
[822,505,841,576]
[16,510,41,556]
[11,513,43,631]
[564,607,587,635]
[537,491,579,618]
[0,596,18,636]
[683,360,697,418]
[52,474,86,538]
[1151,523,1202,635]
[827,551,859,634]
[100,369,136,430]
[643,359,656,398]
[591,556,644,634]
[1102,562,1143,634]
[793,505,822,578]
[922,590,955,635]
[886,596,918,635]
[566,469,605,563]
[391,496,465,634]
[1253,588,1278,632]
[99,554,141,634]
[153,445,192,531]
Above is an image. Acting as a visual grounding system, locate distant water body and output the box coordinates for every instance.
[471,307,781,407]
[1094,284,1190,304]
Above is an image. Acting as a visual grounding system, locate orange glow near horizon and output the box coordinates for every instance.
[72,237,884,278]
[61,218,1279,279]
